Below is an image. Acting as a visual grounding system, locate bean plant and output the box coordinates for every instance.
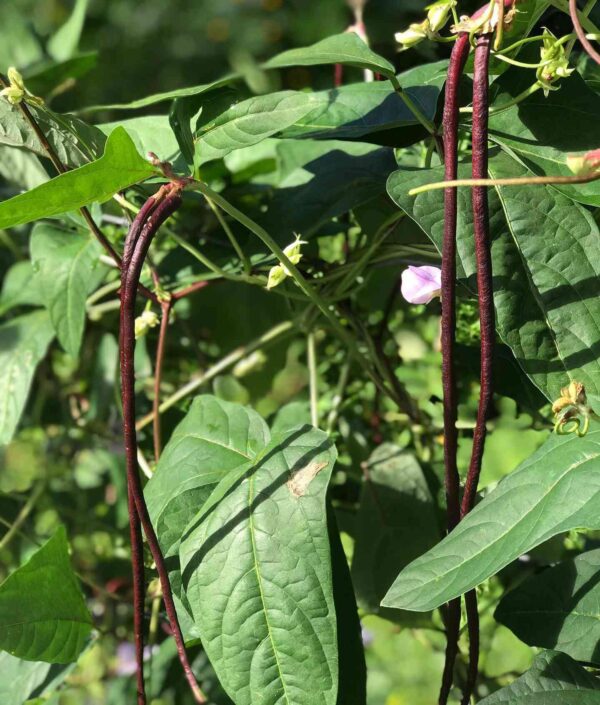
[1,0,600,703]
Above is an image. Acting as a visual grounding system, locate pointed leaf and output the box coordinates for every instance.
[382,423,600,612]
[0,310,55,445]
[47,0,89,62]
[0,526,92,663]
[180,424,339,705]
[30,224,105,358]
[262,32,395,78]
[0,127,155,230]
[479,650,600,704]
[496,548,600,663]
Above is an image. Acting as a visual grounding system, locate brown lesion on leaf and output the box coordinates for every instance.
[287,461,328,497]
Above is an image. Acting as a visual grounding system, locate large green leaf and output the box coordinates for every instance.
[479,650,600,704]
[0,100,104,167]
[0,651,76,705]
[280,63,446,142]
[30,224,105,358]
[381,423,600,613]
[179,422,340,705]
[0,127,155,230]
[496,548,600,663]
[351,444,440,622]
[98,116,181,162]
[387,149,600,403]
[0,310,55,445]
[262,139,396,239]
[487,70,600,205]
[145,395,270,641]
[262,32,395,78]
[195,91,316,164]
[0,526,92,663]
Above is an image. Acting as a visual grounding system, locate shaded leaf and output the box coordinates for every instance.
[381,423,600,613]
[0,261,45,315]
[488,70,600,205]
[496,548,600,663]
[0,310,55,445]
[262,32,395,78]
[30,224,105,357]
[479,650,600,704]
[179,424,339,705]
[387,149,600,403]
[0,651,76,705]
[0,526,92,663]
[351,444,440,622]
[0,127,155,230]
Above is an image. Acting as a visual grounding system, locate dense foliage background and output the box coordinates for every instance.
[1,1,600,704]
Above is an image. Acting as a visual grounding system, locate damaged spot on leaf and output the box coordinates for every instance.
[287,461,328,497]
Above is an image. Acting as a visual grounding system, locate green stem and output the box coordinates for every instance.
[326,362,351,436]
[307,332,319,428]
[205,195,252,275]
[389,76,437,136]
[0,483,44,552]
[136,320,295,430]
[460,81,542,115]
[551,0,600,32]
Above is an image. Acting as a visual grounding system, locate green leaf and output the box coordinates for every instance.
[262,139,396,239]
[0,261,45,315]
[0,127,155,230]
[262,32,395,78]
[488,70,600,205]
[478,650,600,704]
[0,310,55,445]
[195,91,317,164]
[0,145,48,191]
[23,52,98,98]
[81,75,236,113]
[496,548,600,663]
[0,651,76,705]
[30,224,105,358]
[179,423,339,705]
[145,395,270,641]
[381,423,600,613]
[0,526,92,663]
[351,444,440,622]
[47,0,89,62]
[387,149,600,403]
[0,100,105,167]
[98,116,181,163]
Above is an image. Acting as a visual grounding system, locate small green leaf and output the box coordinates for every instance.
[30,224,105,358]
[0,310,55,445]
[478,650,600,704]
[98,116,181,163]
[496,548,600,663]
[351,444,440,623]
[0,100,105,167]
[0,127,155,230]
[0,261,44,315]
[381,423,600,613]
[0,526,92,663]
[179,423,339,705]
[47,0,89,62]
[262,32,395,78]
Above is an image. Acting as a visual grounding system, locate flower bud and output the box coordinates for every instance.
[426,0,456,33]
[567,149,600,176]
[266,235,308,289]
[537,29,573,96]
[395,21,430,51]
[134,310,160,339]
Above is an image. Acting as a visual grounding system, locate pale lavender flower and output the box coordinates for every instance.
[401,265,442,304]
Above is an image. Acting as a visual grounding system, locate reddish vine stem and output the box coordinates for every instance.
[120,187,207,705]
[570,0,600,65]
[153,298,172,462]
[438,31,470,705]
[460,33,494,705]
